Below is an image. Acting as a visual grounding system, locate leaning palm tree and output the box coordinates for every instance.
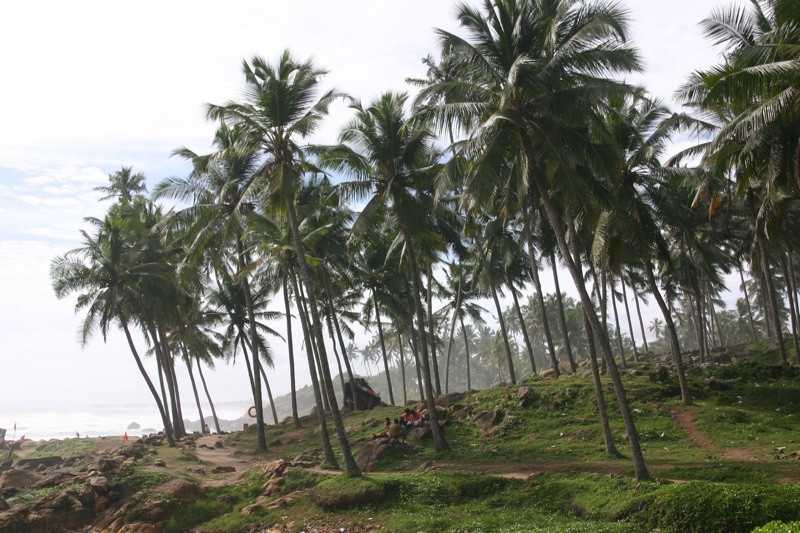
[207,51,360,476]
[318,91,449,452]
[51,207,176,446]
[417,0,649,479]
[154,122,272,451]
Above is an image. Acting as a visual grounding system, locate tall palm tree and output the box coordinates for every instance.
[94,166,148,204]
[207,51,360,475]
[51,208,176,446]
[418,0,649,479]
[319,91,449,451]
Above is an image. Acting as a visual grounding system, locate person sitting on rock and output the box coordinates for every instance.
[373,417,392,439]
[400,408,423,427]
[386,419,405,440]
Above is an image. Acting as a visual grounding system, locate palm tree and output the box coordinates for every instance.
[207,51,360,475]
[154,122,272,451]
[418,0,649,479]
[51,207,176,446]
[319,91,449,451]
[94,166,148,204]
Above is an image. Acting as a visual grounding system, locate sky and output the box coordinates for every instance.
[0,0,729,413]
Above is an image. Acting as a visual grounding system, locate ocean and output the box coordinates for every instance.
[1,402,253,441]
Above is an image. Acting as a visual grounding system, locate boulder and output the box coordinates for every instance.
[434,392,464,407]
[451,407,472,421]
[212,465,236,473]
[471,410,503,432]
[86,474,110,495]
[355,438,413,472]
[14,456,62,470]
[155,479,202,504]
[648,365,669,382]
[0,468,44,490]
[404,426,431,443]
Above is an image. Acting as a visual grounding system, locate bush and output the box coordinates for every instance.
[752,520,800,532]
[309,475,387,509]
[629,483,800,533]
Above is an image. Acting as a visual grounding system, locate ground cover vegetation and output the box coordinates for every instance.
[41,0,800,529]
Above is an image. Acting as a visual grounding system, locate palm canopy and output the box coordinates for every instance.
[206,50,345,211]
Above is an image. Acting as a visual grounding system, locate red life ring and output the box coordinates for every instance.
[247,405,257,418]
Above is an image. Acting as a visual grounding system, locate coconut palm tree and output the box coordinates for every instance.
[94,166,148,204]
[318,91,449,451]
[207,51,360,475]
[417,0,649,479]
[51,207,176,446]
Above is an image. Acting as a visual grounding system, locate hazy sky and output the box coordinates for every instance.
[0,0,727,412]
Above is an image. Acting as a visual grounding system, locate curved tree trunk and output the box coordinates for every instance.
[236,238,266,452]
[739,262,759,343]
[633,285,650,353]
[396,329,408,405]
[583,309,618,456]
[644,259,691,406]
[426,260,442,396]
[287,204,360,476]
[195,355,221,433]
[551,252,576,371]
[289,266,338,467]
[282,270,301,427]
[406,247,448,451]
[539,186,648,480]
[259,366,279,425]
[620,277,639,362]
[120,317,175,446]
[460,317,472,391]
[511,284,537,375]
[779,253,800,363]
[374,297,395,405]
[182,350,205,434]
[609,275,627,369]
[444,270,464,394]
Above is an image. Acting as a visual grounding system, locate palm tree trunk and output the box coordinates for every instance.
[460,317,472,391]
[397,329,408,404]
[405,246,448,451]
[633,285,650,353]
[520,212,558,377]
[296,279,331,412]
[374,298,395,404]
[609,274,627,369]
[258,366,279,425]
[444,269,464,394]
[756,222,787,361]
[182,349,205,435]
[408,330,425,403]
[539,186,648,480]
[511,284,537,375]
[321,269,359,408]
[551,252,577,370]
[779,253,800,363]
[120,316,175,446]
[289,265,338,467]
[582,309,618,456]
[236,238,266,452]
[282,270,301,427]
[644,258,691,406]
[332,303,360,409]
[195,355,221,433]
[474,233,517,383]
[426,260,442,396]
[287,203,361,476]
[739,261,759,342]
[620,277,639,361]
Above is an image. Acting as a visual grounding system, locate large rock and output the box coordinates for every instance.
[0,468,44,490]
[404,426,431,443]
[471,410,503,432]
[649,365,669,382]
[355,439,413,472]
[155,479,202,504]
[434,392,464,407]
[14,456,62,470]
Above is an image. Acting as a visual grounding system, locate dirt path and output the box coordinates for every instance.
[670,407,762,461]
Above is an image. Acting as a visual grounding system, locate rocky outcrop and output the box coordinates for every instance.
[471,410,504,435]
[355,438,413,472]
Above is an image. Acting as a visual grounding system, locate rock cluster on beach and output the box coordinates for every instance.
[0,435,193,533]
